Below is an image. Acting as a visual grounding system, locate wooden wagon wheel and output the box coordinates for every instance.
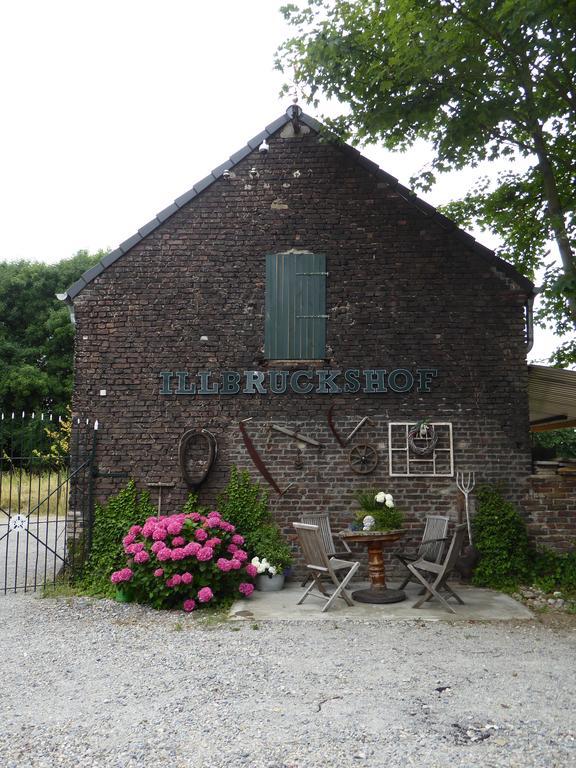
[178,428,218,488]
[348,443,379,474]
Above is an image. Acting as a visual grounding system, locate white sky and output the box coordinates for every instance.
[0,0,570,363]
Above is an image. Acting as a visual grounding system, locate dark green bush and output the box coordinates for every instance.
[471,485,531,590]
[79,480,156,596]
[217,467,292,571]
[531,547,576,595]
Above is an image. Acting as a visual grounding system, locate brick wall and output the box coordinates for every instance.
[524,475,576,552]
[71,122,534,571]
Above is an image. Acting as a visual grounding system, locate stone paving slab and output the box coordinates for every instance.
[230,580,534,622]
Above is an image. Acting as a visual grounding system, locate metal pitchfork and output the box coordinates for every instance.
[456,471,476,545]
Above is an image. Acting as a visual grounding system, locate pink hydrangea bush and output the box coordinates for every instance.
[110,507,255,611]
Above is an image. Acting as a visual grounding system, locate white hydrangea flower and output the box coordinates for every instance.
[375,491,386,503]
[385,497,394,508]
[268,566,277,576]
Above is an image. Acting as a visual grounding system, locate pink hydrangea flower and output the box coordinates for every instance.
[196,546,214,562]
[172,536,185,547]
[167,521,183,535]
[245,563,258,578]
[122,534,136,547]
[234,549,248,563]
[111,567,133,583]
[125,543,139,555]
[184,542,201,557]
[231,534,245,546]
[206,537,221,548]
[227,544,238,554]
[152,527,167,541]
[134,550,150,564]
[132,542,145,553]
[239,582,255,597]
[181,572,193,584]
[183,599,196,612]
[216,558,233,572]
[195,529,208,542]
[230,559,242,570]
[197,587,213,603]
[129,525,142,535]
[142,519,157,537]
[171,573,182,586]
[171,548,187,561]
[151,540,166,554]
[154,568,164,578]
[188,513,201,522]
[165,576,175,587]
[157,547,172,562]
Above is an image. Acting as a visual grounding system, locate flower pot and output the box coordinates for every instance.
[115,587,130,603]
[255,573,285,592]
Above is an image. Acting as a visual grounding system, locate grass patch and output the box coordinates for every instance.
[1,470,69,518]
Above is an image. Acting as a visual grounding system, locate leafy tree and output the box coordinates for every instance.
[532,427,576,458]
[0,250,104,415]
[277,0,576,362]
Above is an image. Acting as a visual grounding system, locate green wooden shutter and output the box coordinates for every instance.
[265,252,327,360]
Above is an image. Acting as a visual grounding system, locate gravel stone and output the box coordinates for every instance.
[0,594,574,767]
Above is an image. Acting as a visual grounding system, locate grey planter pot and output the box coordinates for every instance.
[255,573,285,592]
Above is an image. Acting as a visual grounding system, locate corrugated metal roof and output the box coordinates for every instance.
[61,110,535,302]
[529,364,576,429]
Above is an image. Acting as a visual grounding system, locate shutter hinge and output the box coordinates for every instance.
[297,315,330,319]
[296,272,329,276]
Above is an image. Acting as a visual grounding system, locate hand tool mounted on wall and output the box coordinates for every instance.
[239,418,295,497]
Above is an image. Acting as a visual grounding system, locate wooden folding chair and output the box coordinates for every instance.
[408,523,468,614]
[293,522,360,612]
[299,512,354,586]
[393,515,449,590]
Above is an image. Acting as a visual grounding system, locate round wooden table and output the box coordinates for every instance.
[338,529,407,604]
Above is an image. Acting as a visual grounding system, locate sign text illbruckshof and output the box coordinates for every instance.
[159,368,438,396]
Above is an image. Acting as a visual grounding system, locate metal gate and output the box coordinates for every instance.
[0,413,96,593]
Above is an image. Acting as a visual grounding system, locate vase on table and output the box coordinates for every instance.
[255,573,285,592]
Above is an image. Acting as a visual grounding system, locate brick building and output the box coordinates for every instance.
[63,107,562,560]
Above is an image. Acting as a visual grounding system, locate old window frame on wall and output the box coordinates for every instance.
[388,422,454,477]
[265,251,327,360]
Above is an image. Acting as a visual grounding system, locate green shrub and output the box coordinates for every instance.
[217,467,292,572]
[471,485,531,590]
[531,547,576,595]
[79,481,156,596]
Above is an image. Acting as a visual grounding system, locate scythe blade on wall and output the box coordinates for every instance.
[239,419,294,497]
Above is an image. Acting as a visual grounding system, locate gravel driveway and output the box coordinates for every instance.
[0,594,574,768]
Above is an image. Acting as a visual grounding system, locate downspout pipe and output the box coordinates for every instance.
[56,292,75,324]
[525,291,536,353]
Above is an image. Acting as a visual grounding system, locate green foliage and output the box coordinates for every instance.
[532,428,576,459]
[217,466,292,571]
[0,249,105,415]
[79,481,156,596]
[531,547,576,596]
[277,0,576,356]
[354,488,404,531]
[471,485,531,590]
